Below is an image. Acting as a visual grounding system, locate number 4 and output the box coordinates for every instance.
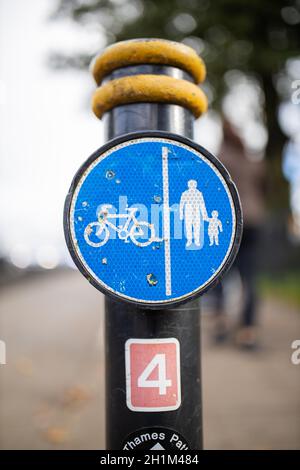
[137,353,172,395]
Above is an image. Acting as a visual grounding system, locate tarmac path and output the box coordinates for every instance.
[0,270,299,449]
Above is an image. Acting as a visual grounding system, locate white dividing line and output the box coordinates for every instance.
[162,146,172,296]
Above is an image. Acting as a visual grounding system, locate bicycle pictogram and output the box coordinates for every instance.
[84,204,161,248]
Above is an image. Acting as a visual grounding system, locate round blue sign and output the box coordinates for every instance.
[65,132,242,307]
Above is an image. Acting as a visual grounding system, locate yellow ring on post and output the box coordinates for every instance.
[92,74,208,119]
[92,39,206,85]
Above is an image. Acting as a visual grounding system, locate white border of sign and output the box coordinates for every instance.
[125,338,181,412]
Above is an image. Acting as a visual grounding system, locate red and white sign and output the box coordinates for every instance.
[125,338,181,412]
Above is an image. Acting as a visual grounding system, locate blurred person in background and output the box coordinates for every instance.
[282,139,300,242]
[212,118,266,350]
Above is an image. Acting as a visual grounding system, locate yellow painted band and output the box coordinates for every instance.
[91,39,206,85]
[92,74,208,119]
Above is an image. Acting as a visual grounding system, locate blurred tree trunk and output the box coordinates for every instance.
[262,74,289,210]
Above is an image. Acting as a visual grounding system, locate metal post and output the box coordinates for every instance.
[103,65,202,450]
[64,39,242,452]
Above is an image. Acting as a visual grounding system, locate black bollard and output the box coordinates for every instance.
[103,65,202,450]
[64,39,242,451]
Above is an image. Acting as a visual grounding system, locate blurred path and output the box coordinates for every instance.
[202,298,300,449]
[0,270,299,449]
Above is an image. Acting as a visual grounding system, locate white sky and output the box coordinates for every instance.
[0,0,103,268]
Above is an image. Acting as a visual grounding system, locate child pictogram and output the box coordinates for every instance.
[208,210,223,246]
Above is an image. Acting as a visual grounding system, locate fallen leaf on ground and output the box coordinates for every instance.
[62,385,92,408]
[15,357,34,377]
[44,426,69,444]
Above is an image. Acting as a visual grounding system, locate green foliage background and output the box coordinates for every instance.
[53,0,300,208]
